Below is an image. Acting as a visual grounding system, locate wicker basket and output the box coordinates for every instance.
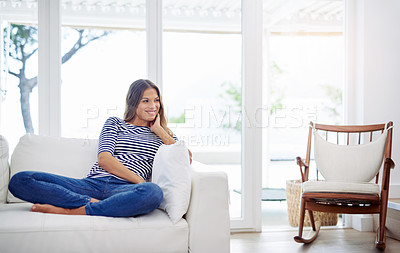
[286,180,338,227]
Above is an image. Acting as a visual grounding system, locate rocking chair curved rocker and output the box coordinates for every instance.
[294,121,394,250]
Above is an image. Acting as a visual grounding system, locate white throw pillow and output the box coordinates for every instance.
[152,140,191,224]
[314,128,387,183]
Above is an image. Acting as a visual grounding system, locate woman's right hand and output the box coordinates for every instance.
[98,152,145,184]
[150,114,176,145]
[149,114,162,134]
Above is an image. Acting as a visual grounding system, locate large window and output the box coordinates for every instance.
[1,5,38,150]
[263,0,344,187]
[61,1,146,139]
[162,0,242,218]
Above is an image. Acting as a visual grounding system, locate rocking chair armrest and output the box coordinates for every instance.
[381,158,395,192]
[296,156,309,168]
[384,157,395,169]
[296,156,309,182]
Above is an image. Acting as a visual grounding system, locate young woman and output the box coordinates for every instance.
[8,79,190,217]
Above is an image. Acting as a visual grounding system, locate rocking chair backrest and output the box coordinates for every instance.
[308,122,393,183]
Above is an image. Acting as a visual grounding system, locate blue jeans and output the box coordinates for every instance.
[8,171,163,217]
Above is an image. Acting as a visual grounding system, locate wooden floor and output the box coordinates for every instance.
[231,228,400,253]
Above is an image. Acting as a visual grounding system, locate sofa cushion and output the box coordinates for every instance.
[7,134,98,203]
[0,203,188,253]
[152,140,191,224]
[0,135,9,203]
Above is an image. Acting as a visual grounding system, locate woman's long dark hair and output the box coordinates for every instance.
[124,79,172,136]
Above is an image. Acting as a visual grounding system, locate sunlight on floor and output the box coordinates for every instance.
[262,201,292,229]
[262,200,344,231]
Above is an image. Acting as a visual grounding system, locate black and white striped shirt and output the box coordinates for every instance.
[88,116,176,181]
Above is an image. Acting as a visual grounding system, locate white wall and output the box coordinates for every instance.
[347,0,400,197]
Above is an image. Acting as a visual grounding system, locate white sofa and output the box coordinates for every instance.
[0,134,230,253]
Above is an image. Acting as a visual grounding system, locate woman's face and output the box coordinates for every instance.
[132,88,160,126]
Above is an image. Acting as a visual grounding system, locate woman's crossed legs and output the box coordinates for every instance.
[8,171,163,217]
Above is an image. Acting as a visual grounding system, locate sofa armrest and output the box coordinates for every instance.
[0,135,10,204]
[185,162,230,253]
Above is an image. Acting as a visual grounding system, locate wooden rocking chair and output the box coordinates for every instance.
[294,121,394,250]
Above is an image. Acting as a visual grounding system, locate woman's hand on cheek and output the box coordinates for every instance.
[150,114,176,145]
[150,114,161,133]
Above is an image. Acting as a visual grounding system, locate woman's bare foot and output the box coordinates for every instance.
[30,204,86,215]
[90,198,99,203]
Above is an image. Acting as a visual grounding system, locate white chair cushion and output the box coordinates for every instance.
[302,180,380,195]
[152,140,191,224]
[7,134,98,203]
[314,128,387,183]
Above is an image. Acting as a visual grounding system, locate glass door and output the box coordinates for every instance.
[262,0,345,228]
[162,1,264,230]
[162,0,243,219]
